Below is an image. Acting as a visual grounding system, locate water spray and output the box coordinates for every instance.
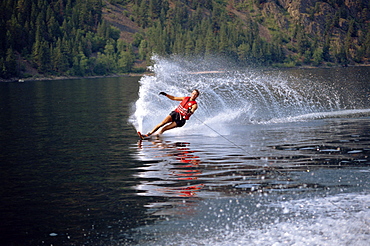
[130,55,370,138]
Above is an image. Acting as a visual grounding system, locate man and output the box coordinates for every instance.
[139,89,199,138]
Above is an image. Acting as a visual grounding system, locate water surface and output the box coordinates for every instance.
[0,63,369,245]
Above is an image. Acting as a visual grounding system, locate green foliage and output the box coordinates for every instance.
[1,0,370,79]
[312,47,324,66]
[137,0,284,65]
[0,0,135,79]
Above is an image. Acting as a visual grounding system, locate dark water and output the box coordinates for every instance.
[1,65,370,245]
[0,78,144,245]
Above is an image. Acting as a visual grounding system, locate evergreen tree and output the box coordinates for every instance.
[138,40,148,60]
[136,0,149,28]
[205,26,216,55]
[184,31,194,55]
[322,37,331,62]
[102,40,118,73]
[237,43,251,62]
[118,45,135,72]
[1,0,370,79]
[4,48,18,78]
[218,23,229,54]
[312,47,323,66]
[38,41,51,73]
[53,38,69,73]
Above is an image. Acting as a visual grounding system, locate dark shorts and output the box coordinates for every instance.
[170,111,186,127]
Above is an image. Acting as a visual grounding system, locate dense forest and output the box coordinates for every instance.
[1,0,369,80]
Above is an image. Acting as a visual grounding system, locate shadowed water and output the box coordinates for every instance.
[0,59,369,245]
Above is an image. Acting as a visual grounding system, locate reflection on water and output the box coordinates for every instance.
[130,118,370,245]
[136,140,203,197]
[131,118,370,223]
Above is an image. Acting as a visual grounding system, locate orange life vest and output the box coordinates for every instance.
[175,97,197,120]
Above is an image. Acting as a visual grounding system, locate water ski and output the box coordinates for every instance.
[137,131,152,140]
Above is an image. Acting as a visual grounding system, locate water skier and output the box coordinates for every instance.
[138,89,199,139]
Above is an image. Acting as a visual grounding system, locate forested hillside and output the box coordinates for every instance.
[0,0,135,79]
[1,0,369,80]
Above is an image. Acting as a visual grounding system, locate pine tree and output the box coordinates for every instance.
[218,23,229,54]
[184,31,194,55]
[118,44,135,73]
[53,38,69,73]
[237,43,251,62]
[38,41,51,73]
[312,47,323,66]
[322,36,331,62]
[103,40,117,73]
[137,0,149,28]
[138,40,148,60]
[205,26,216,55]
[4,48,18,78]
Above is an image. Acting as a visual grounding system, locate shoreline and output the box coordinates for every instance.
[0,72,154,83]
[1,63,369,83]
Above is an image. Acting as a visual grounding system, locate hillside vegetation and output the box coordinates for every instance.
[1,0,369,80]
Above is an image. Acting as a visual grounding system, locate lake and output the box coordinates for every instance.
[1,58,369,245]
